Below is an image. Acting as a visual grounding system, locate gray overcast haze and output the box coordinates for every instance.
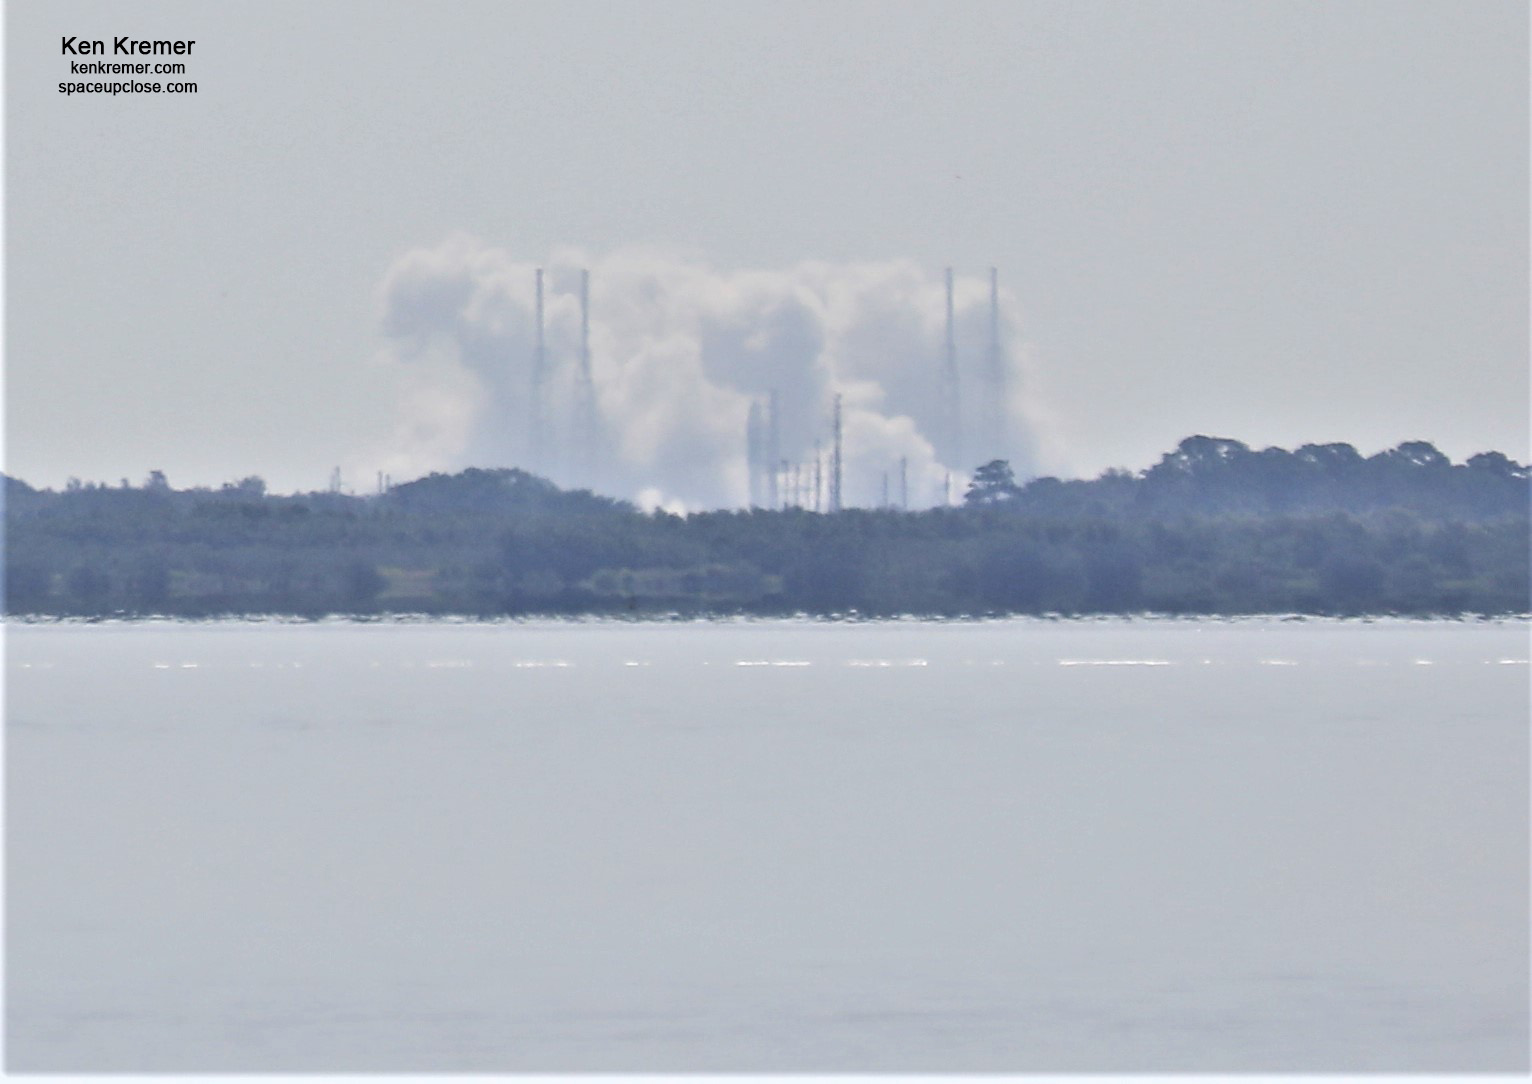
[5,0,1528,505]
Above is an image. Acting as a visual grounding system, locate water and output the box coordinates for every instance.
[6,618,1528,1072]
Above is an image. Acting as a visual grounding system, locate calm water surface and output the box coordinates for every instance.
[6,618,1528,1071]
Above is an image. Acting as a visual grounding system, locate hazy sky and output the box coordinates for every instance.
[6,0,1527,505]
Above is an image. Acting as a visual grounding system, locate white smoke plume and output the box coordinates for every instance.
[359,235,1049,510]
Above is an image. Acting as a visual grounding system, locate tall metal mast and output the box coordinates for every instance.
[813,441,822,513]
[830,393,843,513]
[985,266,1005,464]
[746,400,763,508]
[574,268,598,480]
[942,267,962,472]
[767,389,780,509]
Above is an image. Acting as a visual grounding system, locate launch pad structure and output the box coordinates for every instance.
[741,265,1007,512]
[520,263,1007,511]
[525,266,601,487]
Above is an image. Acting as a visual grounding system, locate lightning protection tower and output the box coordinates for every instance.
[746,401,765,507]
[813,441,822,513]
[767,389,781,509]
[984,266,1005,464]
[572,268,599,481]
[829,393,843,513]
[942,267,962,472]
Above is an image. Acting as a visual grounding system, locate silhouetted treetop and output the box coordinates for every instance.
[965,460,1022,505]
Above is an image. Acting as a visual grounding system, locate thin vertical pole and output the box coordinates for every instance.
[987,266,1005,463]
[813,441,822,513]
[767,389,780,509]
[830,394,843,513]
[943,267,961,471]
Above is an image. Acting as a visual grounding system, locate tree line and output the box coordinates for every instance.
[4,436,1527,618]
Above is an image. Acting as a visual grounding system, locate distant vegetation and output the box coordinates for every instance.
[4,436,1528,618]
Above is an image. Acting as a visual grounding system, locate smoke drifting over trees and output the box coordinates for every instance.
[363,236,1042,511]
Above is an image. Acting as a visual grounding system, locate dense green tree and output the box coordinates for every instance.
[64,564,111,610]
[5,560,53,611]
[128,555,171,611]
[965,460,1022,505]
[339,557,386,610]
[4,441,1527,618]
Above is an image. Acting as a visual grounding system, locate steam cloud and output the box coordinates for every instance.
[360,235,1047,511]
